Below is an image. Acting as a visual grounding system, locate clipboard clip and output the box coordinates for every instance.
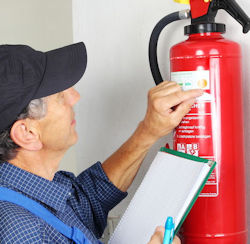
[163,216,175,244]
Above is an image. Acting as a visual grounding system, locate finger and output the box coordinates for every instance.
[153,81,179,93]
[160,89,203,110]
[153,83,182,98]
[170,98,196,123]
[173,236,181,244]
[148,226,164,244]
[156,80,177,88]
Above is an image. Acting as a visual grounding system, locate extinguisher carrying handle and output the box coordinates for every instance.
[149,10,190,85]
[210,0,250,34]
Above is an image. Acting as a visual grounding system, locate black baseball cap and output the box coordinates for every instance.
[0,42,87,132]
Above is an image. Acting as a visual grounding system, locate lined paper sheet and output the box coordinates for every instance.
[109,151,211,244]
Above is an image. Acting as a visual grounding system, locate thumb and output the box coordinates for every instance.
[171,98,196,123]
[148,226,165,244]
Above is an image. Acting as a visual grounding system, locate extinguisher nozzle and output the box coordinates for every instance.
[243,23,250,33]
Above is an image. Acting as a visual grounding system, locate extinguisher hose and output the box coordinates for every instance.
[149,10,190,85]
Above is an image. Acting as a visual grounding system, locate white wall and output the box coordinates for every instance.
[72,0,187,216]
[73,0,250,240]
[0,0,77,173]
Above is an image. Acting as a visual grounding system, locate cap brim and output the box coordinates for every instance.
[33,42,87,99]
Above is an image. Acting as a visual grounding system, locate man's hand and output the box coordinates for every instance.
[102,81,204,191]
[148,226,181,244]
[140,81,204,142]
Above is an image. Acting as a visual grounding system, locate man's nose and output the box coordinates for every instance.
[67,87,81,106]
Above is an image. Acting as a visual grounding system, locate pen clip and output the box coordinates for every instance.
[169,223,175,243]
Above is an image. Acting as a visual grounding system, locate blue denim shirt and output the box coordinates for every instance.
[0,162,127,243]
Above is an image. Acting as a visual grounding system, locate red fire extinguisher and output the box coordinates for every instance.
[149,0,250,243]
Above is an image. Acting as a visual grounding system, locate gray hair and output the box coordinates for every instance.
[0,98,47,163]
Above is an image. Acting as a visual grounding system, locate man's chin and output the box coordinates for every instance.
[70,131,79,146]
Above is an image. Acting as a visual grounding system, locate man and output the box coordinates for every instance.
[0,42,203,243]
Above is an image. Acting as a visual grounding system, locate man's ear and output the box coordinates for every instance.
[10,119,43,151]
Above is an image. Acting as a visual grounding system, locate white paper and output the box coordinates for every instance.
[109,151,211,244]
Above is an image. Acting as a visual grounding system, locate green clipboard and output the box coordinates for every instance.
[160,147,217,235]
[109,147,217,244]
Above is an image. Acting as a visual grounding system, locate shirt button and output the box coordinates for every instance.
[68,192,71,196]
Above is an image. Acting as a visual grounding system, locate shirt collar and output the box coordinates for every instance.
[0,162,72,212]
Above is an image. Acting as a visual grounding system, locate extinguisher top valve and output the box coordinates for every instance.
[184,0,250,35]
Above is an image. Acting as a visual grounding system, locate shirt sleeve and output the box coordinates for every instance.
[59,162,127,238]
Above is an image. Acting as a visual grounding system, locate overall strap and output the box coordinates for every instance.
[0,187,91,244]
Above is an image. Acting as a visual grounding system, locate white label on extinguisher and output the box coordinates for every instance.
[171,70,213,101]
[171,70,218,198]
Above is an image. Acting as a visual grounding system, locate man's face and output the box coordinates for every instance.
[37,87,80,153]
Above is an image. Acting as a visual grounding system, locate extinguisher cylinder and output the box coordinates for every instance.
[171,32,247,244]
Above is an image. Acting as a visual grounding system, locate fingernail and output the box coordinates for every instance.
[155,226,162,232]
[156,226,165,232]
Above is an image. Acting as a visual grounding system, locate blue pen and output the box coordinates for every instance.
[163,217,175,244]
